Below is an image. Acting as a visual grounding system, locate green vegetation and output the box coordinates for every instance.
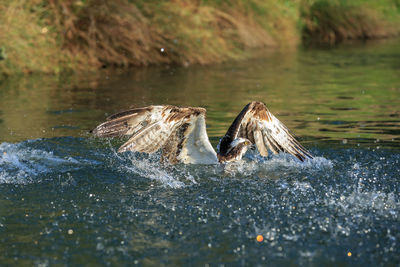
[302,0,400,44]
[1,0,399,76]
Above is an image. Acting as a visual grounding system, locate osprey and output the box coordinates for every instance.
[92,101,312,164]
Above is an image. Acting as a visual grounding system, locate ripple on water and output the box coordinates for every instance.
[0,137,399,266]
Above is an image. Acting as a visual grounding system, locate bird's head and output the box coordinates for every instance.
[218,137,252,162]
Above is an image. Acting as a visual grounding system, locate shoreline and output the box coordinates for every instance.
[1,0,399,76]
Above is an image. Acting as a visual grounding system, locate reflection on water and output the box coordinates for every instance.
[0,39,400,266]
[0,39,399,147]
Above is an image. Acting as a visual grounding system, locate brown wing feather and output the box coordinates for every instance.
[218,102,253,155]
[161,123,190,164]
[116,107,203,153]
[220,101,312,161]
[106,107,154,121]
[118,120,179,153]
[92,105,210,163]
[91,106,161,138]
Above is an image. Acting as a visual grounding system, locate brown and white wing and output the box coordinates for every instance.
[91,106,165,138]
[92,105,217,164]
[92,105,186,153]
[220,101,313,161]
[117,119,179,153]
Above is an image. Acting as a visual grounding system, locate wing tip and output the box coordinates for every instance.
[106,106,154,121]
[117,146,126,153]
[297,150,313,162]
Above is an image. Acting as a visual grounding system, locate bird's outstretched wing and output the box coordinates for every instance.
[92,105,217,164]
[219,101,312,161]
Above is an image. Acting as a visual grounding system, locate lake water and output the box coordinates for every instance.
[0,39,399,266]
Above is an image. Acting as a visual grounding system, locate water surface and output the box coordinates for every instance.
[0,39,399,266]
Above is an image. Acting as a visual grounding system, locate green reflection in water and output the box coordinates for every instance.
[0,39,399,147]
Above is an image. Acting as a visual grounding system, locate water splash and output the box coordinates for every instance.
[0,138,336,188]
[0,137,399,266]
[0,142,79,184]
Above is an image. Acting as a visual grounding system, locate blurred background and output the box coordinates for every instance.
[1,0,400,74]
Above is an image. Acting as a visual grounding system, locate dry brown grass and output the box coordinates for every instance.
[48,0,167,67]
[47,0,280,68]
[0,0,299,74]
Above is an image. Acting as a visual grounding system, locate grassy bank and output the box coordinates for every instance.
[0,0,399,75]
[302,0,400,44]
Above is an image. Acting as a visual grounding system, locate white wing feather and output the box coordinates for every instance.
[177,114,218,164]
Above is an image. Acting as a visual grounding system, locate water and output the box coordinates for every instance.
[0,39,399,266]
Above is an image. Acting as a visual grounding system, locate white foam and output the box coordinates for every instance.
[221,153,333,178]
[111,149,193,189]
[126,157,185,189]
[258,153,333,169]
[0,142,81,184]
[112,149,334,186]
[1,139,332,187]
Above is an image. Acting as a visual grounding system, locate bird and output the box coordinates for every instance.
[91,101,313,164]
